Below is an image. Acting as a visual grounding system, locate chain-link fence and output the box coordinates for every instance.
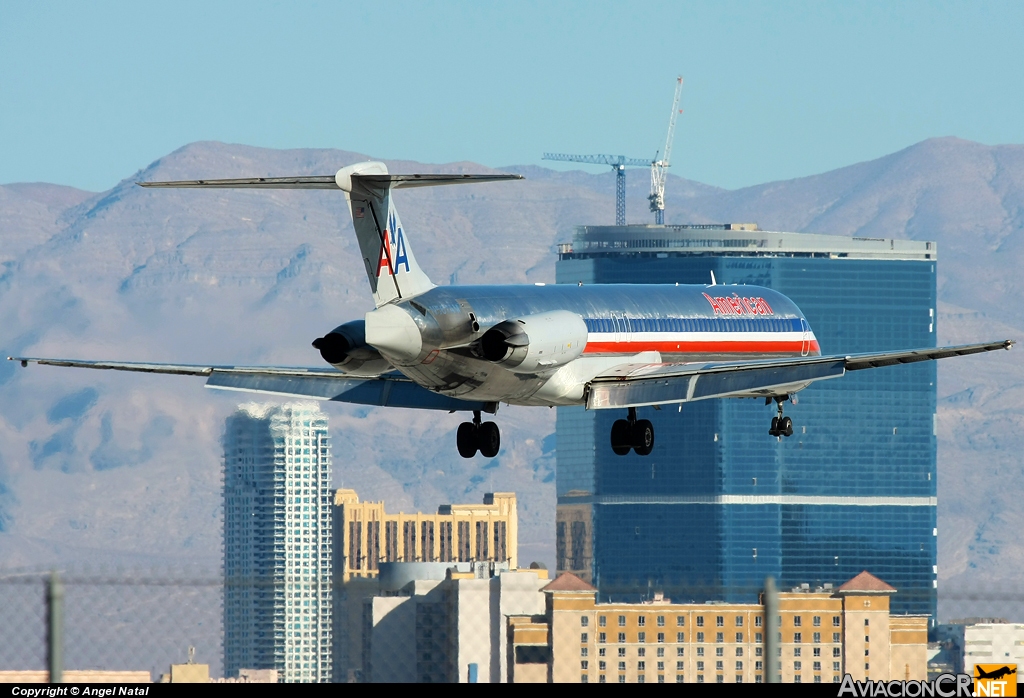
[2,567,1023,684]
[0,570,222,682]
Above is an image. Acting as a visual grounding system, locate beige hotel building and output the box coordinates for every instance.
[508,570,927,684]
[333,489,518,581]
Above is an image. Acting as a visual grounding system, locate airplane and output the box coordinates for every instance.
[975,666,1017,681]
[8,161,1015,458]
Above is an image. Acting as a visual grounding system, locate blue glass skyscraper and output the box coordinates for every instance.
[554,224,937,618]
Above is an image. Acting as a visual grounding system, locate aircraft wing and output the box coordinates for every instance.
[6,357,487,412]
[586,340,1015,409]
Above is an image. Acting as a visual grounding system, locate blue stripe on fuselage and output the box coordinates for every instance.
[581,317,804,333]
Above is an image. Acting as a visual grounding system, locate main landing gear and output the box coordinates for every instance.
[610,407,655,456]
[457,411,501,458]
[768,395,794,437]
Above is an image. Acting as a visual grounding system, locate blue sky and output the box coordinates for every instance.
[2,1,1022,192]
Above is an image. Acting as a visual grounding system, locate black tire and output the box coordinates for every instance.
[610,419,632,455]
[633,419,655,456]
[478,422,500,458]
[769,416,779,437]
[457,422,478,458]
[780,416,794,437]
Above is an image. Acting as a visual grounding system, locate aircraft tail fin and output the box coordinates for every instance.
[336,162,434,307]
[335,163,522,306]
[140,163,521,307]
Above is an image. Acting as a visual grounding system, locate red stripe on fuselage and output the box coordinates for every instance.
[583,340,821,354]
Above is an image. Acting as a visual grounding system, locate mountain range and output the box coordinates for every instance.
[1,137,1021,622]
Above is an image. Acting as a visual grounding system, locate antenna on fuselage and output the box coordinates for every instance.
[710,271,717,286]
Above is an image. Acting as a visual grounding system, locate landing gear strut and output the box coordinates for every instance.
[610,407,655,456]
[768,396,794,437]
[457,411,501,458]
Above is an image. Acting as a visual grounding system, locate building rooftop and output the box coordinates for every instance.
[558,224,936,261]
[836,570,897,594]
[542,573,597,593]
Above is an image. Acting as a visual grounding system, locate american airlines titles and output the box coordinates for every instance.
[702,292,774,316]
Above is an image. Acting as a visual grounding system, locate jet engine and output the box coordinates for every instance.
[479,310,588,374]
[312,320,394,376]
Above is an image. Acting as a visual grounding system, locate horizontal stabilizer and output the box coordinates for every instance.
[138,176,339,189]
[7,357,487,412]
[137,173,522,190]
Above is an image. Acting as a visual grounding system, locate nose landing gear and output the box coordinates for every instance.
[610,407,655,456]
[457,411,501,458]
[768,396,794,437]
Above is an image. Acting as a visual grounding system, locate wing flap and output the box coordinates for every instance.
[206,370,485,411]
[585,340,1014,410]
[844,340,1013,370]
[8,357,215,375]
[588,360,845,409]
[8,357,486,412]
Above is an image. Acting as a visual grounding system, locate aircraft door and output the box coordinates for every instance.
[800,318,811,356]
[612,313,632,348]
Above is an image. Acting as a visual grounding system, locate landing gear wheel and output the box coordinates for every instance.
[768,396,795,438]
[632,419,655,456]
[478,422,500,458]
[457,422,478,458]
[610,419,632,456]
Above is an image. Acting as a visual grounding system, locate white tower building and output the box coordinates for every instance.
[223,402,333,682]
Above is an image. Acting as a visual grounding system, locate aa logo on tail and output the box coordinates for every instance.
[974,664,1017,697]
[376,211,411,277]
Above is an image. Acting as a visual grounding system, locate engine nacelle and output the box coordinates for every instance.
[479,310,588,374]
[312,320,394,376]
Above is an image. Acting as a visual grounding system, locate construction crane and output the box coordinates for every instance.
[542,153,649,226]
[649,76,684,225]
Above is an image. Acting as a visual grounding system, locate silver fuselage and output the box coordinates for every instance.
[362,284,820,407]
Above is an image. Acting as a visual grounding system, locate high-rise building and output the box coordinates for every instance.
[223,402,333,682]
[555,224,938,618]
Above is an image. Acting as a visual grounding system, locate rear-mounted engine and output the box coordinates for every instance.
[479,310,588,374]
[312,320,394,376]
